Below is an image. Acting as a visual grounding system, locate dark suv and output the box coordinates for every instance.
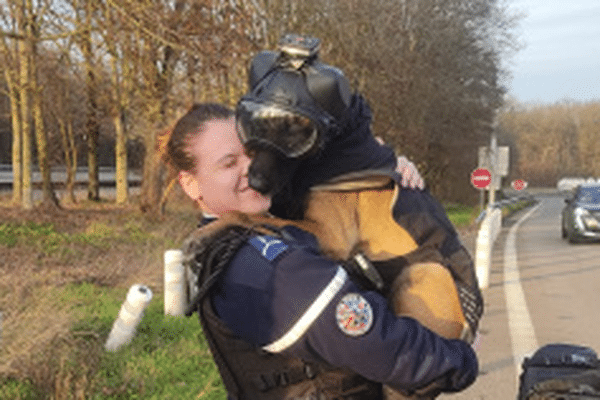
[562,184,600,243]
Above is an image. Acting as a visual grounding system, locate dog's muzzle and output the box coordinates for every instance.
[236,99,320,159]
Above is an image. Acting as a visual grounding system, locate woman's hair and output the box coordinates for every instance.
[164,103,234,172]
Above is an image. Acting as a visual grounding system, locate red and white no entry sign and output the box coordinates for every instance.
[512,179,526,191]
[471,168,492,189]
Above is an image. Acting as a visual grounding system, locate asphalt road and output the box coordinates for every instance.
[0,165,141,187]
[0,166,141,201]
[443,194,600,399]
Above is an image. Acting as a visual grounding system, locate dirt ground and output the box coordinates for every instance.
[0,192,478,389]
[0,194,200,381]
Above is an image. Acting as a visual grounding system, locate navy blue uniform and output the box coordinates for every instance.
[211,224,478,395]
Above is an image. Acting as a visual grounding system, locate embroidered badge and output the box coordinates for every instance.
[249,236,288,261]
[335,293,374,336]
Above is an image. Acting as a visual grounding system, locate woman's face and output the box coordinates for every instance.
[180,116,272,215]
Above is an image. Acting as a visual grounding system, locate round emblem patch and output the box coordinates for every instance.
[335,293,373,336]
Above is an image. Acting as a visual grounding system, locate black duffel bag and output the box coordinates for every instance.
[518,343,600,399]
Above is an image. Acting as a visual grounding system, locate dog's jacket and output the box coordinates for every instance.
[269,94,483,338]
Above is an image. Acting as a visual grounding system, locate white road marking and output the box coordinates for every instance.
[503,203,541,388]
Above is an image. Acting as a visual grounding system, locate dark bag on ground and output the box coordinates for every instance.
[518,343,600,399]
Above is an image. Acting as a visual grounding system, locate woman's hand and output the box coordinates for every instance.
[396,156,425,190]
[375,136,425,190]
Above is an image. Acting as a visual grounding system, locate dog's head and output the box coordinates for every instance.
[236,39,352,196]
[236,100,319,195]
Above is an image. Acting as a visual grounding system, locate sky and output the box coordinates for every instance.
[505,0,600,105]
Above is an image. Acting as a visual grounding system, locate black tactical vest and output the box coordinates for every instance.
[198,293,382,400]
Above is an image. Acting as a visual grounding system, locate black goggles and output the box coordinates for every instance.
[236,100,320,158]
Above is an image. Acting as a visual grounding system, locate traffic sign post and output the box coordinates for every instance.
[472,167,492,212]
[511,179,527,191]
[471,168,492,189]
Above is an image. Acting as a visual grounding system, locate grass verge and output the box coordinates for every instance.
[1,282,226,399]
[1,199,481,399]
[445,203,478,228]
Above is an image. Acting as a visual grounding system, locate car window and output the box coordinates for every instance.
[576,187,600,204]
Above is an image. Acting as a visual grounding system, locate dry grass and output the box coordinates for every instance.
[0,192,201,396]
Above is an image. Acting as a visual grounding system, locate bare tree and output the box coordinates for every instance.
[1,52,23,206]
[500,101,600,186]
[42,51,82,203]
[292,0,521,202]
[17,0,33,210]
[1,0,64,208]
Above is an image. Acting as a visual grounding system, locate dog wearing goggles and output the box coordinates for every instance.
[185,35,480,400]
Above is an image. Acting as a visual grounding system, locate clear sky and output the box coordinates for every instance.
[505,0,600,105]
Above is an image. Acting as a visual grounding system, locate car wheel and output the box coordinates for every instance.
[561,221,567,238]
[568,232,580,244]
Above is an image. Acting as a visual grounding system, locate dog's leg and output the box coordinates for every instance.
[390,262,466,339]
[302,191,361,260]
[379,263,466,400]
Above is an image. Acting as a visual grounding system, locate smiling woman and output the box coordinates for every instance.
[165,103,272,217]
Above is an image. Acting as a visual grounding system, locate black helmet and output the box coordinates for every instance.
[236,34,352,158]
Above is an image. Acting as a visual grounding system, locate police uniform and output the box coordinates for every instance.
[190,222,478,400]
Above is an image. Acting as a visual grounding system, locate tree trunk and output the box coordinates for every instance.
[111,54,128,205]
[18,23,33,210]
[114,112,128,204]
[86,104,100,201]
[58,118,77,204]
[139,130,163,214]
[5,70,22,206]
[32,64,59,207]
[82,6,100,201]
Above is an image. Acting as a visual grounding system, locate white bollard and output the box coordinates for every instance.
[105,284,153,352]
[164,249,186,316]
[475,208,502,290]
[476,228,491,290]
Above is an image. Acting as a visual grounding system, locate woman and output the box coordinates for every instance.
[165,103,478,400]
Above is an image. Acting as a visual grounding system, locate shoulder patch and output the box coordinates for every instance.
[335,293,374,336]
[248,235,288,261]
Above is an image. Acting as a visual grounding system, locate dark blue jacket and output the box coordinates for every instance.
[211,224,478,394]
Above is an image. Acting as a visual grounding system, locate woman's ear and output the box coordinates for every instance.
[178,170,202,201]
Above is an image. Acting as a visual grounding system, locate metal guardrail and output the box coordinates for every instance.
[0,166,142,190]
[475,194,537,290]
[475,194,536,223]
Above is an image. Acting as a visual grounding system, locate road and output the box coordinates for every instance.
[0,165,141,201]
[443,193,600,399]
[0,165,141,187]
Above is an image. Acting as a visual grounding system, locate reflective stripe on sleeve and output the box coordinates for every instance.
[262,266,348,353]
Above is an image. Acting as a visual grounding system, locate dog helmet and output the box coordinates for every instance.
[236,34,352,158]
